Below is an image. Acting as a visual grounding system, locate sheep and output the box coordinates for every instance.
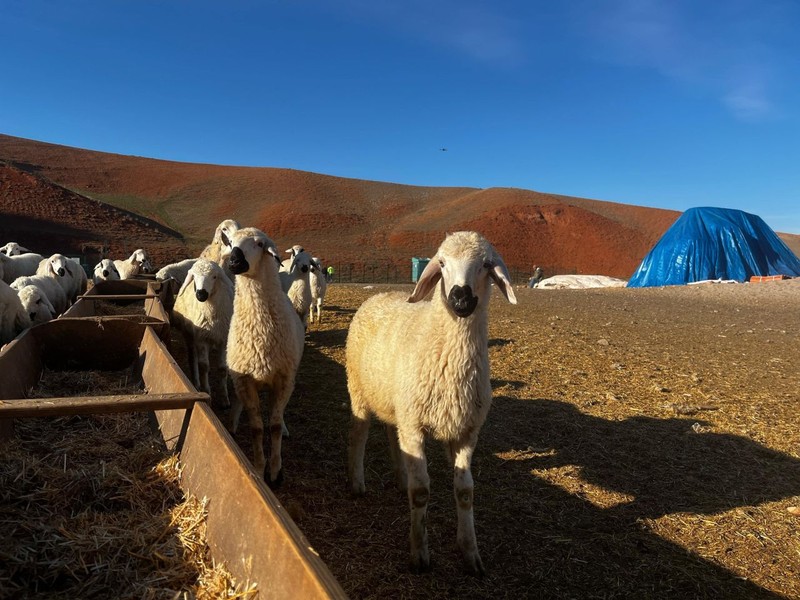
[37,254,83,304]
[68,257,89,297]
[200,219,240,273]
[172,259,234,408]
[113,249,152,279]
[93,259,122,284]
[278,248,314,326]
[1,242,31,256]
[11,275,69,316]
[308,257,328,324]
[156,258,197,285]
[17,284,56,324]
[0,252,44,284]
[345,231,517,575]
[155,258,198,308]
[226,227,305,486]
[0,279,31,346]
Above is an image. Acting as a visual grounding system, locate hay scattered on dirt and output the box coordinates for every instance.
[214,282,800,600]
[0,408,255,598]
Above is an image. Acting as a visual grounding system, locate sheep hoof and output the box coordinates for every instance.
[349,481,366,497]
[266,467,284,489]
[409,555,431,574]
[463,553,485,577]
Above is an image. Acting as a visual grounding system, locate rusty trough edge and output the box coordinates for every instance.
[0,322,348,599]
[141,325,347,599]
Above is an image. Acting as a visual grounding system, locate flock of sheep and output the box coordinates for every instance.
[0,225,516,576]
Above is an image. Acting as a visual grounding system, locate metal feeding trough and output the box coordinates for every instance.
[0,294,345,598]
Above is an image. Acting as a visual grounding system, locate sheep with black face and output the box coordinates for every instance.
[346,231,517,575]
[172,258,234,407]
[225,227,304,486]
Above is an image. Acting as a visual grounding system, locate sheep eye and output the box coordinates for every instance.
[257,241,264,248]
[438,259,445,268]
[483,261,493,269]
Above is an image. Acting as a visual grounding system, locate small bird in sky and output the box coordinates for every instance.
[439,147,448,152]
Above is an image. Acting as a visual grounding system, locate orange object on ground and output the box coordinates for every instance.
[749,275,790,283]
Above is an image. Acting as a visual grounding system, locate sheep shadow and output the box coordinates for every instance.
[266,330,794,599]
[474,395,800,598]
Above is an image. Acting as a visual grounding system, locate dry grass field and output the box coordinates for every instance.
[203,280,800,600]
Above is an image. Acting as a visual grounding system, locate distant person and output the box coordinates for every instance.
[326,265,334,283]
[528,266,544,288]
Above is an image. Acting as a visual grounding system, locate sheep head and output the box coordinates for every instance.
[94,259,120,281]
[1,242,29,256]
[228,228,281,277]
[408,231,517,317]
[178,258,225,303]
[129,249,153,273]
[44,254,70,278]
[18,285,55,323]
[214,219,241,252]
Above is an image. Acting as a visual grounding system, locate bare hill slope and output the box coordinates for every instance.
[1,133,796,278]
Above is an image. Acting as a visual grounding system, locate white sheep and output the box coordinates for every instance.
[346,231,517,575]
[0,252,44,284]
[11,274,68,316]
[0,242,31,256]
[172,259,234,408]
[200,219,240,272]
[155,258,197,285]
[68,258,89,297]
[0,279,32,346]
[278,248,313,326]
[113,249,152,279]
[308,257,328,324]
[226,227,305,486]
[93,259,122,284]
[37,254,83,304]
[17,284,56,324]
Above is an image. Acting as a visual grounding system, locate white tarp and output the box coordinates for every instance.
[536,275,628,290]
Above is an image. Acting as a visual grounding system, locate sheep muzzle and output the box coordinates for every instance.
[448,284,478,318]
[57,267,66,276]
[102,270,109,277]
[195,289,209,302]
[228,247,249,274]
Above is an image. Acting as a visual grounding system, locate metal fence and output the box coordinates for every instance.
[324,262,576,285]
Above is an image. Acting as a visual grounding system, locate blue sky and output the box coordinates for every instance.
[2,0,799,233]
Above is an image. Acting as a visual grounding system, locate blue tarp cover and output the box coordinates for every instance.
[627,207,800,288]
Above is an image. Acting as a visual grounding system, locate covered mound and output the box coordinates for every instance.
[627,207,800,288]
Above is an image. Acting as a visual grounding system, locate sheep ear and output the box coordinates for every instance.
[18,245,30,253]
[221,230,231,247]
[408,258,441,303]
[42,294,56,314]
[489,257,517,304]
[178,272,194,297]
[268,246,282,265]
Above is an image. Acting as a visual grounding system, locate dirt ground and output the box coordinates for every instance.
[187,280,800,600]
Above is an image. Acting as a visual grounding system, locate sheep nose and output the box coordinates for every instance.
[301,265,309,273]
[195,289,209,302]
[57,268,66,276]
[228,247,249,274]
[30,312,36,320]
[102,270,109,277]
[448,285,478,318]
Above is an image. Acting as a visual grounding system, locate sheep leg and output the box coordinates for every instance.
[198,344,211,395]
[265,374,294,487]
[230,376,265,476]
[348,408,370,496]
[386,424,407,492]
[183,331,200,389]
[399,429,430,573]
[449,439,485,576]
[215,349,230,409]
